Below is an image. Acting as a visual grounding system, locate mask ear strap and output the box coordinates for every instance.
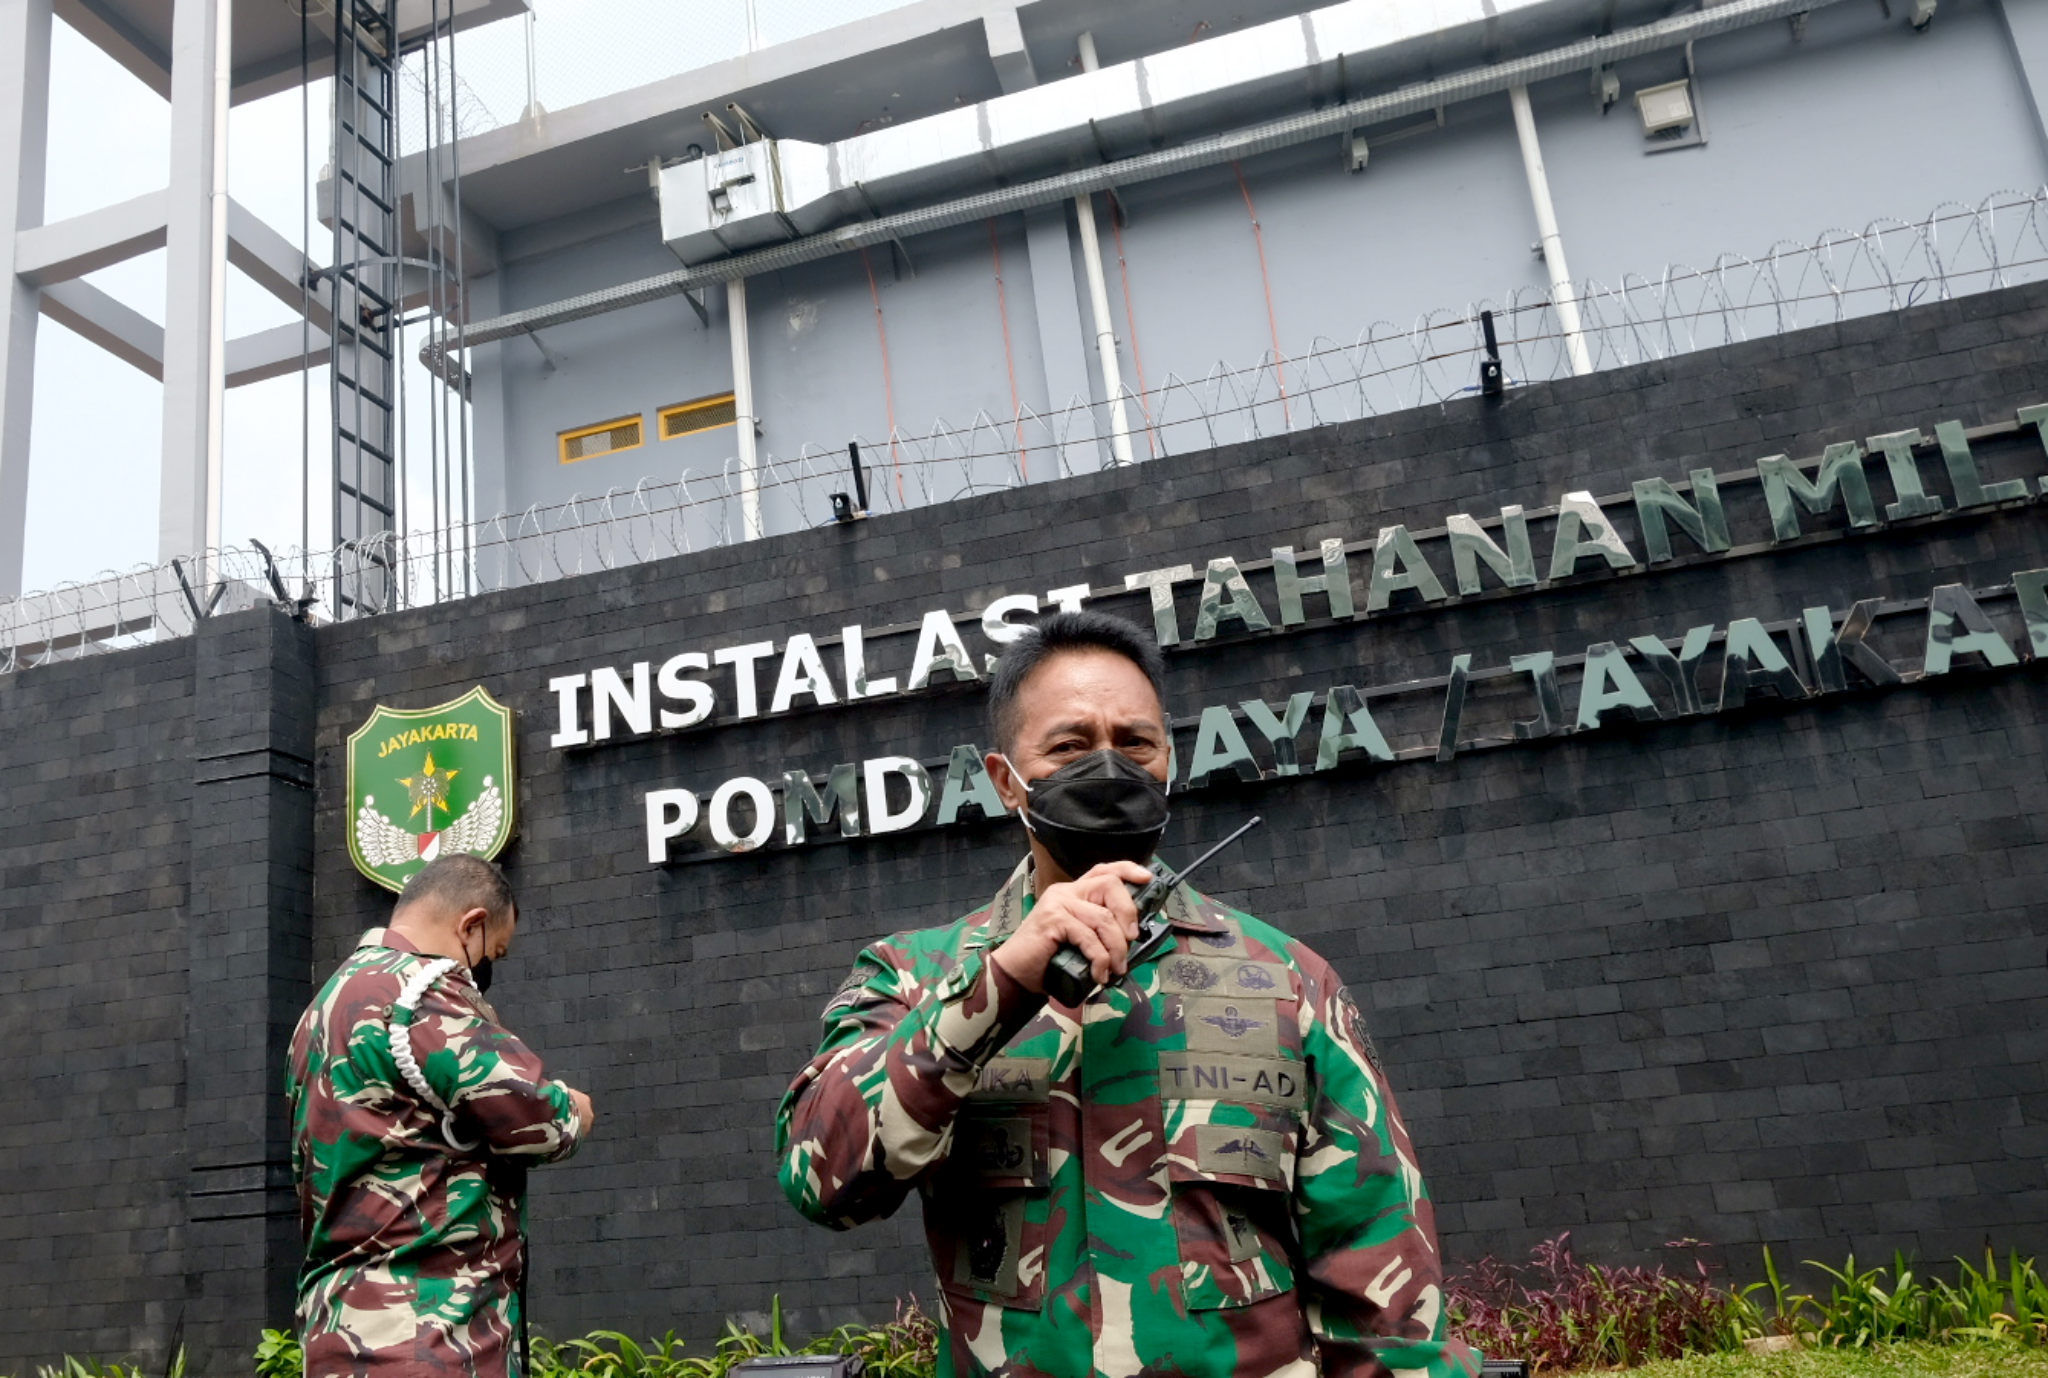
[460,911,492,970]
[997,755,1038,834]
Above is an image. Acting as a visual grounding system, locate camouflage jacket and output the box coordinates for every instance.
[777,862,1478,1378]
[287,928,583,1378]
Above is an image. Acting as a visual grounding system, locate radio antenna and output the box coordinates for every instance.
[1166,815,1263,887]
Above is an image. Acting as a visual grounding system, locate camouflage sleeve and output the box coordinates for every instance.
[1292,955,1480,1378]
[775,938,1043,1229]
[410,979,583,1163]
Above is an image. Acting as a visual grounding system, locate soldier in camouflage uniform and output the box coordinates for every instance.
[289,854,595,1378]
[778,612,1477,1378]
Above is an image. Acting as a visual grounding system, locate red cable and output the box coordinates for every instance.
[860,246,905,504]
[1232,160,1292,428]
[987,219,1026,479]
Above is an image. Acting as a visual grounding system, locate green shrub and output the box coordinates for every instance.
[1937,1249,2048,1345]
[528,1296,938,1378]
[1454,1240,2048,1369]
[19,1249,2043,1378]
[1728,1247,2048,1349]
[28,1351,182,1378]
[252,1330,302,1378]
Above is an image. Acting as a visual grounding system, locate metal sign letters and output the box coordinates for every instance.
[535,404,2048,865]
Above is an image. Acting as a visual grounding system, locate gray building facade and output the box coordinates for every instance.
[442,0,2048,551]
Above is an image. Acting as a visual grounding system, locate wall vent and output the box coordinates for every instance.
[559,415,645,464]
[660,393,739,439]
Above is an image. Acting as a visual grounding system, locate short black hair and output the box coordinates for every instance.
[395,853,515,922]
[986,610,1168,754]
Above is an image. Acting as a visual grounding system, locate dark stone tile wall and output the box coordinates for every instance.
[0,637,196,1369]
[6,282,2048,1371]
[184,611,318,1358]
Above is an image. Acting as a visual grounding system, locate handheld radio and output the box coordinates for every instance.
[1041,815,1263,1006]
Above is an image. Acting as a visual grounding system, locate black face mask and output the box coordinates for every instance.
[1011,748,1170,878]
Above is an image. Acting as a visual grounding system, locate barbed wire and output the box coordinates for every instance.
[7,187,2047,676]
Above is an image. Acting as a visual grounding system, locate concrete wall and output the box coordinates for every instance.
[495,211,1050,541]
[478,0,2048,525]
[7,279,2048,1372]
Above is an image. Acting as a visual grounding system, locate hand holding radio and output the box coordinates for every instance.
[1040,815,1264,1007]
[989,860,1154,996]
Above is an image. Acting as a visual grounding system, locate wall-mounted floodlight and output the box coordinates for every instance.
[1347,133,1370,173]
[831,439,871,523]
[1909,0,1936,29]
[1634,79,1695,136]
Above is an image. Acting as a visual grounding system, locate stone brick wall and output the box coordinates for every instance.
[5,282,2047,1372]
[0,637,197,1365]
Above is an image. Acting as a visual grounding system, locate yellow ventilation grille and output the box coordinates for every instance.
[559,416,644,464]
[659,393,738,439]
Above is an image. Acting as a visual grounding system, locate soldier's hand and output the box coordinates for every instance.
[568,1087,596,1136]
[991,861,1153,997]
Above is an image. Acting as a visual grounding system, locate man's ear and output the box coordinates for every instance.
[986,752,1026,812]
[457,905,493,942]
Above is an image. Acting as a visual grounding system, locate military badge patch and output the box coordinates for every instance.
[1234,962,1277,991]
[347,687,517,893]
[1185,997,1280,1055]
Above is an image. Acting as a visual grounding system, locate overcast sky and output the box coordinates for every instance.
[24,0,911,595]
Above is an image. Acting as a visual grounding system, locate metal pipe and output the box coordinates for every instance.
[728,277,763,540]
[422,0,1848,378]
[1073,32,1135,468]
[1509,85,1592,377]
[522,8,538,120]
[203,0,231,559]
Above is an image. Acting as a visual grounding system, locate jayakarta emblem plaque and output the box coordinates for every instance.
[346,686,517,892]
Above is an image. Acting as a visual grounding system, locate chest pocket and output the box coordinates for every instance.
[927,1059,1053,1312]
[1166,1118,1300,1310]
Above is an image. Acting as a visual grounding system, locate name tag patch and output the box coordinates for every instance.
[970,1057,1052,1103]
[1158,1053,1305,1110]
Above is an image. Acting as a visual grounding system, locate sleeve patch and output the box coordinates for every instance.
[821,964,868,1020]
[1337,987,1384,1075]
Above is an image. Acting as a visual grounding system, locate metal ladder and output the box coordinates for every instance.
[329,0,401,616]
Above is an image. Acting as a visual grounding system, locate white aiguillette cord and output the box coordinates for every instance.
[389,957,483,1153]
[391,954,533,1371]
